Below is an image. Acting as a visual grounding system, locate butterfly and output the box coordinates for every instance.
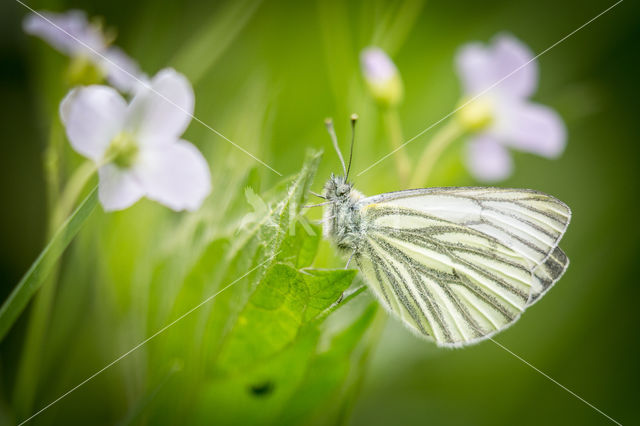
[313,115,570,348]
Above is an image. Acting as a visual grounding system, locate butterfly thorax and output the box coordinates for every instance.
[322,174,366,252]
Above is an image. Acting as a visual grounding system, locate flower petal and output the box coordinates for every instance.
[98,164,144,211]
[135,140,211,211]
[59,87,78,125]
[491,34,538,99]
[102,46,147,94]
[456,42,495,96]
[125,68,194,145]
[494,100,567,158]
[61,85,127,161]
[466,136,513,182]
[456,34,537,99]
[23,10,105,56]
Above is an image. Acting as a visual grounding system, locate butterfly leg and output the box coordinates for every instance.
[344,251,356,269]
[334,251,357,303]
[335,284,366,305]
[313,215,335,225]
[303,201,331,208]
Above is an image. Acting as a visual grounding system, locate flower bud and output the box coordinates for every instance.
[360,47,403,107]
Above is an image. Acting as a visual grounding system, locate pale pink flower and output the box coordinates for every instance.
[456,34,566,181]
[23,10,145,93]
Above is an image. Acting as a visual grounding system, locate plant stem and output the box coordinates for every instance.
[11,119,63,413]
[43,121,64,227]
[11,162,97,413]
[409,120,464,188]
[0,188,98,343]
[52,161,98,227]
[382,107,411,186]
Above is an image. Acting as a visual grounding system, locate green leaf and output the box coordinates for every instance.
[277,221,320,269]
[193,324,321,426]
[0,187,97,341]
[275,303,378,426]
[188,299,375,426]
[222,167,263,233]
[216,263,356,371]
[143,151,357,425]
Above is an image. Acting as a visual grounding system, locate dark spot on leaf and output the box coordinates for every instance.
[249,381,274,397]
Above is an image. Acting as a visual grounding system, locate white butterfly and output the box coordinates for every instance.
[316,116,570,348]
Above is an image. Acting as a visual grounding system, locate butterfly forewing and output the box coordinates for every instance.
[354,187,571,347]
[359,187,571,267]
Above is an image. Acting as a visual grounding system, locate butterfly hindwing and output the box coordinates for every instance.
[530,246,569,306]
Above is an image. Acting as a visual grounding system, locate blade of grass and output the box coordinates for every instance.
[170,0,263,85]
[371,0,426,55]
[318,0,356,113]
[0,187,98,342]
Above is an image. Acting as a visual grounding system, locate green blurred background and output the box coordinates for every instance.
[1,0,639,425]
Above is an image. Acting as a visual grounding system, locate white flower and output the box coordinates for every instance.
[60,69,211,211]
[360,47,403,106]
[455,34,567,181]
[23,10,145,93]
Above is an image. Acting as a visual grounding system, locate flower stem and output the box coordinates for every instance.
[43,120,66,233]
[382,107,411,186]
[409,120,464,188]
[52,161,98,227]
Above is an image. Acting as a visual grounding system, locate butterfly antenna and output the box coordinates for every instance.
[325,118,347,176]
[345,113,358,180]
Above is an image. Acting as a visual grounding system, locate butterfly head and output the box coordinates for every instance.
[323,173,353,200]
[321,115,365,244]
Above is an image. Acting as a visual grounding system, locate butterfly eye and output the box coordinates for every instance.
[337,185,349,196]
